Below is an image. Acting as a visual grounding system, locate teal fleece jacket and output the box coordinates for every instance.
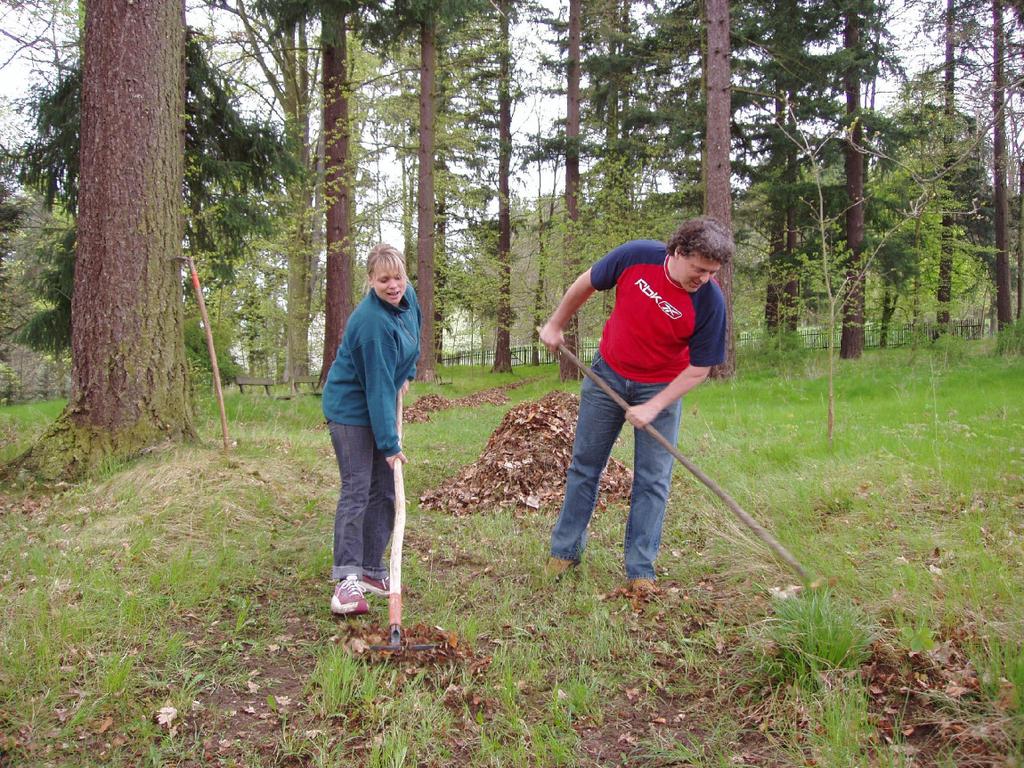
[321,284,421,456]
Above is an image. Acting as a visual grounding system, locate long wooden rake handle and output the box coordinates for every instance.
[387,392,406,643]
[554,340,811,584]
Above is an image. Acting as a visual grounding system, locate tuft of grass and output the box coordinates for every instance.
[307,645,392,719]
[995,319,1024,356]
[759,589,875,687]
[973,636,1024,716]
[806,682,876,767]
[368,730,410,768]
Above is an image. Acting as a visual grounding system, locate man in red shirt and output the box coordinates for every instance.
[539,217,733,591]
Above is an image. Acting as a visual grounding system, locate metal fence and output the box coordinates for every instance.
[439,321,986,368]
[736,320,985,350]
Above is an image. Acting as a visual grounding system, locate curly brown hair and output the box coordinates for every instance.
[666,217,734,265]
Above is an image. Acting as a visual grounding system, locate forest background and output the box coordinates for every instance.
[0,0,1022,429]
[1,2,1023,764]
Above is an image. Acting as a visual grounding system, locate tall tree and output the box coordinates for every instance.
[9,0,194,480]
[704,0,734,378]
[370,0,485,381]
[560,0,582,382]
[321,6,356,383]
[491,0,514,373]
[992,0,1013,328]
[735,0,842,334]
[937,0,957,327]
[233,1,319,382]
[16,35,290,363]
[416,11,440,380]
[840,8,866,359]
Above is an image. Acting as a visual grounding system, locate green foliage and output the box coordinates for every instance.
[13,222,74,356]
[0,362,20,405]
[743,330,811,374]
[183,32,294,282]
[996,319,1024,356]
[17,37,291,285]
[927,332,971,366]
[0,171,27,335]
[184,314,242,384]
[760,589,875,687]
[19,69,82,214]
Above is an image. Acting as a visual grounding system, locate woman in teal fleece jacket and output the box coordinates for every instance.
[322,243,421,616]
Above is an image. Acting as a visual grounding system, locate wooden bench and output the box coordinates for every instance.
[235,376,275,396]
[287,375,322,395]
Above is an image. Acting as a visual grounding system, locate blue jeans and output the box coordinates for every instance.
[328,422,394,582]
[550,353,682,580]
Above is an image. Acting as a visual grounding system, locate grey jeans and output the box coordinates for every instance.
[328,422,394,582]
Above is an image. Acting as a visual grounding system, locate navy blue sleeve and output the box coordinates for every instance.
[688,283,727,367]
[590,240,667,290]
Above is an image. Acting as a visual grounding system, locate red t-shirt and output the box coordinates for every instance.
[591,240,726,383]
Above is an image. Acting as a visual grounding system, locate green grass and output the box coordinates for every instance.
[1,343,1022,765]
[758,588,876,686]
[0,399,65,462]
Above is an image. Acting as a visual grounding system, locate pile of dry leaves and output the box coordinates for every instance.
[404,380,532,423]
[419,390,633,515]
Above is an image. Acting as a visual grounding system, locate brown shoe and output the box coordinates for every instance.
[545,557,578,579]
[627,578,657,595]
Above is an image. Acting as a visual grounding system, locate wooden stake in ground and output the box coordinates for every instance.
[186,257,229,450]
[552,338,812,584]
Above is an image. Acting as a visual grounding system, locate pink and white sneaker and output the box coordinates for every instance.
[331,576,368,615]
[360,574,390,596]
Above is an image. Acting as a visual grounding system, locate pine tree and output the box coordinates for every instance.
[7,0,195,480]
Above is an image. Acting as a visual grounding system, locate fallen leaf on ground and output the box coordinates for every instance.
[155,706,177,728]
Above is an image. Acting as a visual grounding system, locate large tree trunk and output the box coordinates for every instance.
[320,10,355,384]
[8,0,194,481]
[704,0,734,379]
[993,0,1013,329]
[416,17,439,382]
[492,0,513,373]
[560,0,582,382]
[281,18,315,384]
[783,207,799,331]
[1019,162,1024,319]
[840,11,866,359]
[937,0,956,327]
[435,156,447,364]
[765,96,786,334]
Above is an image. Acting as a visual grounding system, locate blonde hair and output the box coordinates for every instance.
[365,243,407,291]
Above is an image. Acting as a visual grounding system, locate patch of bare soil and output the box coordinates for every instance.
[403,379,535,424]
[419,391,633,515]
[171,611,490,767]
[561,581,789,766]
